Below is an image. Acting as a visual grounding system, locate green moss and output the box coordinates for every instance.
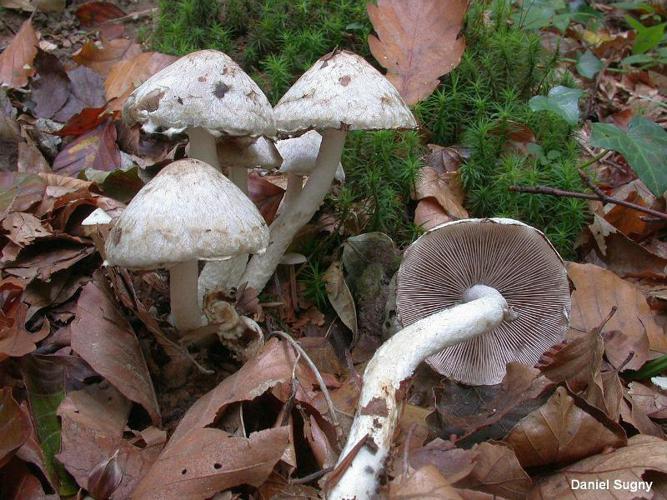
[414,0,587,257]
[152,0,587,257]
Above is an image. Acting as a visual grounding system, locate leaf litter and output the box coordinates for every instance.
[0,0,666,498]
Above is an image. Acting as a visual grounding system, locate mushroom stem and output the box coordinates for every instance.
[186,127,220,170]
[329,285,509,500]
[169,260,203,331]
[241,128,347,292]
[281,173,303,214]
[229,166,249,195]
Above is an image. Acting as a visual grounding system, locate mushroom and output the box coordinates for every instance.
[328,218,570,500]
[122,49,275,193]
[104,159,269,332]
[241,50,417,292]
[276,130,345,212]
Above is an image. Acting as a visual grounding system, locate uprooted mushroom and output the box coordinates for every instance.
[327,218,571,500]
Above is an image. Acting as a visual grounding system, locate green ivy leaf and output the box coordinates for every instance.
[591,117,667,196]
[529,86,583,125]
[576,50,603,78]
[625,16,666,54]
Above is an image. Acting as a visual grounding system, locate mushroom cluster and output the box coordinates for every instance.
[104,48,416,333]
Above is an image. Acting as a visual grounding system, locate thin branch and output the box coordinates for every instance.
[269,330,343,446]
[509,184,667,221]
[290,466,334,485]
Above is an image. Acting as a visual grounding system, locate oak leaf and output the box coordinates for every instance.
[367,0,466,104]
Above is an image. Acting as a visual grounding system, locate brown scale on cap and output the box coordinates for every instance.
[396,218,570,385]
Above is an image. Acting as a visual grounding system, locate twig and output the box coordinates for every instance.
[290,466,334,485]
[510,182,667,221]
[105,7,157,24]
[269,330,343,445]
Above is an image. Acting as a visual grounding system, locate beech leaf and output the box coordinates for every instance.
[324,261,358,337]
[73,38,142,77]
[104,51,178,101]
[52,120,121,175]
[0,19,38,88]
[505,386,626,469]
[70,274,161,425]
[367,0,467,105]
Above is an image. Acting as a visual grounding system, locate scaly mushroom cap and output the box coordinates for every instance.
[273,50,417,134]
[105,159,269,269]
[276,130,345,181]
[396,218,570,385]
[123,50,275,137]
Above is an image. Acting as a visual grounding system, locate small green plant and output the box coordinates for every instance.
[300,261,329,311]
[415,0,588,257]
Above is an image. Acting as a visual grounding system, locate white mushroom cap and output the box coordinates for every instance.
[396,218,571,385]
[277,130,345,182]
[273,50,417,134]
[105,159,269,269]
[217,136,282,169]
[123,50,275,137]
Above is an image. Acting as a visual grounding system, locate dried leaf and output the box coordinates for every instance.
[458,442,532,500]
[414,197,452,230]
[505,387,626,469]
[367,0,466,104]
[75,1,125,26]
[433,363,553,443]
[56,106,110,137]
[105,51,178,100]
[0,279,50,359]
[0,388,31,463]
[2,212,51,246]
[530,435,667,499]
[390,465,462,499]
[70,274,160,425]
[56,384,162,500]
[409,438,476,484]
[627,382,667,419]
[73,39,142,77]
[324,261,358,337]
[52,120,121,175]
[567,262,666,353]
[414,167,468,219]
[0,19,38,88]
[247,171,284,224]
[132,427,290,499]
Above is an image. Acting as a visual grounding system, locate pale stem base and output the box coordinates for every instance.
[229,166,249,195]
[328,285,509,500]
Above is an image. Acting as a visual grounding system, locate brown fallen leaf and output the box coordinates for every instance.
[408,438,477,485]
[567,262,666,353]
[390,464,462,499]
[0,388,32,464]
[0,19,38,88]
[0,278,50,360]
[367,0,466,104]
[56,384,163,500]
[457,442,532,500]
[627,382,667,420]
[73,38,142,77]
[105,51,178,101]
[433,363,553,443]
[505,386,626,469]
[70,274,160,425]
[132,427,290,499]
[324,261,358,338]
[529,435,667,499]
[248,171,285,224]
[2,212,51,247]
[414,197,452,230]
[413,167,468,219]
[52,120,121,175]
[75,1,125,27]
[587,215,667,279]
